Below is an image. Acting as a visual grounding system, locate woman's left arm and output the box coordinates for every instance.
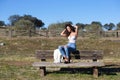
[75,25,79,36]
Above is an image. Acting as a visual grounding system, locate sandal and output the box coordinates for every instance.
[64,57,70,64]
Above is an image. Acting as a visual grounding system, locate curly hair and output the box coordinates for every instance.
[65,24,75,32]
[64,24,75,36]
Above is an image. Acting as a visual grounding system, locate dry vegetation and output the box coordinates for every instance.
[0,37,120,80]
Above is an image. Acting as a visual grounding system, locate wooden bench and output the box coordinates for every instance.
[32,50,105,78]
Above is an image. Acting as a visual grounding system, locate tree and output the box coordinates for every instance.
[109,23,115,30]
[84,21,102,31]
[64,21,73,25]
[103,23,115,30]
[76,23,85,30]
[91,21,102,31]
[0,21,5,26]
[48,22,64,31]
[14,19,34,30]
[117,22,120,30]
[103,23,109,30]
[8,15,21,25]
[91,21,102,26]
[48,21,73,30]
[21,15,44,28]
[8,14,45,29]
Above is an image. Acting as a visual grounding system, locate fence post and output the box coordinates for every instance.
[8,29,12,38]
[81,31,85,37]
[116,31,119,38]
[46,30,49,37]
[99,31,103,38]
[28,29,32,37]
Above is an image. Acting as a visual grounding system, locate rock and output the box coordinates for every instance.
[0,43,5,46]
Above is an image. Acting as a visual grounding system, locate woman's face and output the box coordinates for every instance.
[66,26,71,32]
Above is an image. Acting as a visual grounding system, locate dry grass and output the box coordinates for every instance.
[0,37,120,80]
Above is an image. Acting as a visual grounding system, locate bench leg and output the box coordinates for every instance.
[39,66,46,77]
[93,67,98,78]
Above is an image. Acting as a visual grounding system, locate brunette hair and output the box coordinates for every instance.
[64,23,75,36]
[65,24,75,32]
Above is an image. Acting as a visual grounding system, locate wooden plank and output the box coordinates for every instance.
[34,50,104,78]
[32,62,105,68]
[36,50,103,56]
[36,50,53,59]
[35,50,103,60]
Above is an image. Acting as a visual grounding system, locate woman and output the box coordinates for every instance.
[58,24,78,63]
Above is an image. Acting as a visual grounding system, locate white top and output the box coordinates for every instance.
[68,36,76,43]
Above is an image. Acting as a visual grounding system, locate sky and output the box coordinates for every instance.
[0,0,120,28]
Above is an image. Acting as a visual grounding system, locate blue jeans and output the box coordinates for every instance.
[58,43,76,58]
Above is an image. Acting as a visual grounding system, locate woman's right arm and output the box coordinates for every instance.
[60,29,67,37]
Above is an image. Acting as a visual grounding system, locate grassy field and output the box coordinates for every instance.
[0,37,120,80]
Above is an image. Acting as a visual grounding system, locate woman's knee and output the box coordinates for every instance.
[58,46,63,49]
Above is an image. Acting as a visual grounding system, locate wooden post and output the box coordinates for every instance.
[99,31,103,38]
[93,67,98,78]
[9,29,12,38]
[39,67,46,77]
[45,30,48,37]
[28,29,32,37]
[116,31,119,38]
[93,52,97,62]
[93,52,98,78]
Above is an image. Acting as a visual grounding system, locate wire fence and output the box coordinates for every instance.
[0,29,120,38]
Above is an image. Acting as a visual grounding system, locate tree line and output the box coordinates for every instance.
[0,14,120,31]
[48,21,120,32]
[0,14,44,30]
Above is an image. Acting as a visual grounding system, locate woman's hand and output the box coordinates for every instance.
[60,29,67,37]
[75,25,78,29]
